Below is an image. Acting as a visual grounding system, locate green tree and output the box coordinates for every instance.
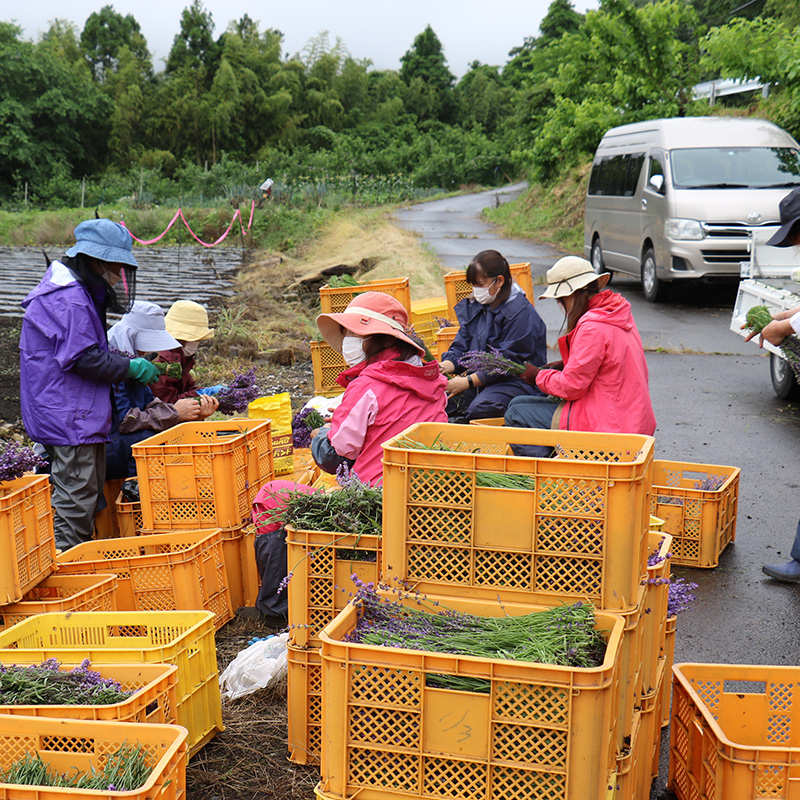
[81,5,150,82]
[166,0,217,75]
[539,0,584,41]
[399,25,456,122]
[456,63,510,133]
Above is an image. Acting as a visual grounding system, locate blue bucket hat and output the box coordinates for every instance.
[65,219,138,267]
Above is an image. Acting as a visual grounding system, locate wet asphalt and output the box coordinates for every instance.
[396,186,800,798]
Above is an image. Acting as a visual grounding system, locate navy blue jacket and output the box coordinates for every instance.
[443,289,547,386]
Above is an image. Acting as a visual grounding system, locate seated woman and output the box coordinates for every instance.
[151,300,218,403]
[247,291,448,621]
[439,249,547,422]
[106,301,218,480]
[505,256,656,441]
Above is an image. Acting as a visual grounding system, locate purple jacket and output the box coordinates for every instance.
[20,261,128,445]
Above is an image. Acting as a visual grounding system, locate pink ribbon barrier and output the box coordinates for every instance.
[121,201,256,248]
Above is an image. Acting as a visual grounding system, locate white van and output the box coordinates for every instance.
[584,117,800,301]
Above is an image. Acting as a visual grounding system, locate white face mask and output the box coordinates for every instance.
[341,334,366,367]
[182,341,200,357]
[472,277,498,305]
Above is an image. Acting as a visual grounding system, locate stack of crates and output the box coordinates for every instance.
[311,422,665,800]
[443,262,535,320]
[312,278,413,396]
[410,296,449,356]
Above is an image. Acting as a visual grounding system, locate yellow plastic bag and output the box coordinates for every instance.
[248,392,293,475]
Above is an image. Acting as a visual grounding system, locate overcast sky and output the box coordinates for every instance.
[10,0,599,76]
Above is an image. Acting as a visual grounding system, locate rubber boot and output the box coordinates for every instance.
[762,559,800,583]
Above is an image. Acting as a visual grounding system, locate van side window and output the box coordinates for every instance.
[588,153,644,196]
[648,155,665,184]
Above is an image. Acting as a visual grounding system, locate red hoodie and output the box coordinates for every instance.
[330,347,448,484]
[536,290,656,435]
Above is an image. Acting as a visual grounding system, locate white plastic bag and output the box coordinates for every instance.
[219,633,289,701]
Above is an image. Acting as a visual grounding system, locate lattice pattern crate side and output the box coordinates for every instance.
[0,474,56,604]
[132,419,273,531]
[444,263,534,318]
[286,526,382,649]
[116,492,144,537]
[0,713,186,800]
[0,573,118,630]
[640,532,672,696]
[650,459,740,568]
[319,593,624,800]
[320,277,412,314]
[55,529,232,630]
[0,661,178,725]
[669,662,800,800]
[287,645,323,765]
[310,340,346,398]
[382,422,654,610]
[0,610,222,758]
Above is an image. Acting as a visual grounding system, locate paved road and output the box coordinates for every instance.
[396,186,800,799]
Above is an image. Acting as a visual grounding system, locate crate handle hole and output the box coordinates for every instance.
[723,679,766,695]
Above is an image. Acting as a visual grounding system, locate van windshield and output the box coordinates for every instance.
[670,147,800,189]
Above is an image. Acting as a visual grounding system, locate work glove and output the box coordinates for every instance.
[197,384,225,396]
[520,363,541,387]
[128,357,160,385]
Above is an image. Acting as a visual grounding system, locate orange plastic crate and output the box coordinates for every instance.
[641,532,672,695]
[220,524,259,611]
[318,592,624,800]
[116,491,143,537]
[0,610,222,757]
[310,340,346,398]
[132,419,274,531]
[0,474,56,604]
[669,662,800,800]
[381,422,654,610]
[94,478,124,539]
[0,573,118,630]
[614,709,641,800]
[444,262,534,319]
[650,459,740,567]
[320,277,411,314]
[0,713,186,800]
[638,656,666,797]
[285,525,382,649]
[0,661,178,724]
[661,615,677,728]
[54,529,233,630]
[287,644,323,766]
[434,325,458,361]
[410,297,449,349]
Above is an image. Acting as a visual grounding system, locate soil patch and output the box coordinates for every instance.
[0,317,21,424]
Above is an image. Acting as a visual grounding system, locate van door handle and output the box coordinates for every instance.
[641,198,647,209]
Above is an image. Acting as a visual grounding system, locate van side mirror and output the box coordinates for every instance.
[649,174,664,193]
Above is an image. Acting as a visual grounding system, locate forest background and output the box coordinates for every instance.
[3,0,800,247]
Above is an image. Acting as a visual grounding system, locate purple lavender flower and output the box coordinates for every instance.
[0,440,47,483]
[459,346,525,377]
[277,571,293,594]
[667,577,699,616]
[217,368,261,415]
[291,406,325,448]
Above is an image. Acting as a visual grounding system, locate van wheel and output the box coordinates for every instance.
[641,247,668,302]
[591,238,612,279]
[770,352,800,399]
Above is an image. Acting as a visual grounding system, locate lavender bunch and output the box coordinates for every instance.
[667,577,698,616]
[0,440,47,483]
[216,368,260,415]
[434,316,456,329]
[291,407,326,449]
[0,658,133,705]
[459,346,525,377]
[745,305,800,382]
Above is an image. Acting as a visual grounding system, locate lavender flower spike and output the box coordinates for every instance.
[459,346,525,377]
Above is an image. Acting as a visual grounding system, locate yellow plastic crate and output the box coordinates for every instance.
[318,592,624,800]
[54,529,233,630]
[0,713,186,800]
[434,325,458,361]
[0,661,178,725]
[310,340,346,398]
[444,262,534,319]
[219,523,259,611]
[669,662,800,800]
[116,491,143,537]
[641,532,672,696]
[661,615,677,728]
[287,644,322,766]
[0,474,56,604]
[285,525,382,649]
[0,573,118,630]
[614,709,640,800]
[410,296,449,349]
[382,422,655,610]
[132,419,274,531]
[319,277,411,314]
[0,610,222,757]
[650,459,740,568]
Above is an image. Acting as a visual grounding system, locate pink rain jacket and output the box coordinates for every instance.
[331,347,448,484]
[536,290,656,435]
